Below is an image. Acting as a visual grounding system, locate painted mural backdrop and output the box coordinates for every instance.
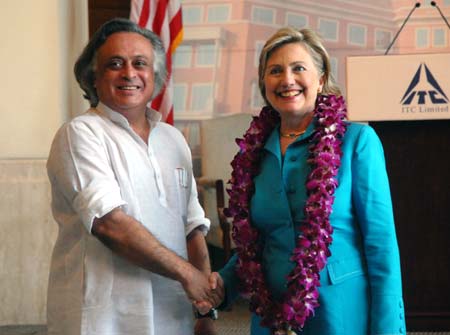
[171,0,450,175]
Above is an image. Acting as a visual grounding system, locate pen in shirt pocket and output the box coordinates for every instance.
[176,167,188,188]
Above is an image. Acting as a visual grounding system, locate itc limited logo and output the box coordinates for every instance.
[401,63,448,105]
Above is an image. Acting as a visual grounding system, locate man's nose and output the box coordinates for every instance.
[121,63,136,80]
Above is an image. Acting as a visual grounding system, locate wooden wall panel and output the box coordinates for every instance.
[371,120,450,331]
[88,0,130,36]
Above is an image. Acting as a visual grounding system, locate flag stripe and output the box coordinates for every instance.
[169,10,183,53]
[152,0,168,35]
[137,0,150,27]
[130,0,183,124]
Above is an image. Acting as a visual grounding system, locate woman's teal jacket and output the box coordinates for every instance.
[219,122,406,335]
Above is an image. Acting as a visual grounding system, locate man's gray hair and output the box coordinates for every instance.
[74,17,167,107]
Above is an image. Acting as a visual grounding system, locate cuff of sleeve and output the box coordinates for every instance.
[370,295,406,335]
[73,183,127,233]
[186,218,211,237]
[218,254,240,310]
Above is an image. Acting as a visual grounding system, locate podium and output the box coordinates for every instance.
[347,53,450,122]
[346,53,450,331]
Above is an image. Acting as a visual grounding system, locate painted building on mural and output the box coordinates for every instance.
[172,0,450,171]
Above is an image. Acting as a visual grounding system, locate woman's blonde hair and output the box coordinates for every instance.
[258,27,341,106]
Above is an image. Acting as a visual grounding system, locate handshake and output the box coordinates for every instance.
[193,272,225,315]
[181,270,225,316]
[187,271,225,335]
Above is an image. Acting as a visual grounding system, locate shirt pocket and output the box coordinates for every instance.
[174,167,188,220]
[325,255,367,286]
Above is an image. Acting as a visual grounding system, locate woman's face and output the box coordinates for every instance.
[263,42,323,118]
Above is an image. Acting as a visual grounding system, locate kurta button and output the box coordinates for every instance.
[289,156,297,162]
[399,313,403,320]
[399,327,404,333]
[287,187,296,194]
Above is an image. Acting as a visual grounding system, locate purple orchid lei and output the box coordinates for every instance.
[224,95,347,334]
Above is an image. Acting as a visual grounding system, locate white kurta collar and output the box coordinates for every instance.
[95,102,162,127]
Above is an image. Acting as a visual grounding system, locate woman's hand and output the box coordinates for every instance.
[208,272,225,307]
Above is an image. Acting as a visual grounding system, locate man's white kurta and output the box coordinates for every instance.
[46,103,210,335]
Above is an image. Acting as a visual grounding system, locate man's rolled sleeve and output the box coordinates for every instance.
[185,174,210,236]
[73,182,126,232]
[48,120,126,233]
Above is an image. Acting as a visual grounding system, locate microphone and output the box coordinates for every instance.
[385,2,421,55]
[431,1,450,30]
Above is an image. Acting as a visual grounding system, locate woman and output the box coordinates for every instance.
[214,27,406,335]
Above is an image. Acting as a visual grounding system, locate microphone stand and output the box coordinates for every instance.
[385,2,421,55]
[431,1,450,30]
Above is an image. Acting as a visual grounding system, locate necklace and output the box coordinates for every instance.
[280,130,306,138]
[224,95,347,334]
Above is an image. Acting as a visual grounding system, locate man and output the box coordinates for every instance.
[47,18,218,335]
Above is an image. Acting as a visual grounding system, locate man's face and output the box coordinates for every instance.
[94,32,155,116]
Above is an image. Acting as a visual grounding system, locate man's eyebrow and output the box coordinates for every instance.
[105,54,151,60]
[105,55,125,60]
[131,54,151,58]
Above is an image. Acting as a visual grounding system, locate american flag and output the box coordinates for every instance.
[130,0,183,125]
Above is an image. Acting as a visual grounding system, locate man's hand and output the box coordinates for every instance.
[181,267,215,306]
[185,227,218,308]
[194,318,217,335]
[193,272,225,313]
